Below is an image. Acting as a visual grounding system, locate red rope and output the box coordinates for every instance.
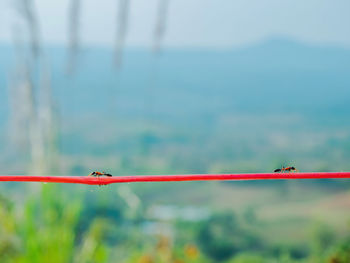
[0,172,349,185]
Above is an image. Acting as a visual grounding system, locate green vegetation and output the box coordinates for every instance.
[0,180,348,263]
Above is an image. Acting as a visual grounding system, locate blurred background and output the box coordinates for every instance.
[0,0,350,262]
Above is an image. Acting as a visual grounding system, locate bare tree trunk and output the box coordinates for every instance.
[38,58,60,174]
[9,0,59,178]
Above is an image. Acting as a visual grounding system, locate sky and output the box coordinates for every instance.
[0,0,350,49]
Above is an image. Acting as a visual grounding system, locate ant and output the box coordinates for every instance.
[274,166,298,173]
[89,171,112,177]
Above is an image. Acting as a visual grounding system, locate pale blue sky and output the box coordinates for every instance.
[0,0,350,48]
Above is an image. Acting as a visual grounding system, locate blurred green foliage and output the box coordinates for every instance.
[197,213,260,261]
[0,184,348,263]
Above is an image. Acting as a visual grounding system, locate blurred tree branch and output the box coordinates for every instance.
[114,0,129,68]
[15,0,41,59]
[153,0,170,54]
[67,0,81,75]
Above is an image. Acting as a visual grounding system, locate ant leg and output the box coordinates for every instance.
[98,174,102,187]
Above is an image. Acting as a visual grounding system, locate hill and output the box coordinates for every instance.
[0,38,349,124]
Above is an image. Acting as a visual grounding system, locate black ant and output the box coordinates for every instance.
[89,171,112,187]
[89,171,112,177]
[274,166,298,173]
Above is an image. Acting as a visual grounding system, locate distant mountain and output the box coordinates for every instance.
[0,38,349,125]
